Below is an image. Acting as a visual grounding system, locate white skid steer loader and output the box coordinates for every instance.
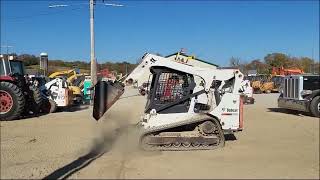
[92,58,247,151]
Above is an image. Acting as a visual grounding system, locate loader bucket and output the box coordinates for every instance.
[92,80,125,121]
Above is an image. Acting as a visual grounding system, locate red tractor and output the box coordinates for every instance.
[0,55,43,120]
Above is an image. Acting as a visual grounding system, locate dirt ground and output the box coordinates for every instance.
[1,87,319,179]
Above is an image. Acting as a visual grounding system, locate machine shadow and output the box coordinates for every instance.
[42,125,126,180]
[267,108,313,117]
[64,105,90,112]
[224,134,237,141]
[3,112,48,122]
[3,105,90,122]
[43,149,106,180]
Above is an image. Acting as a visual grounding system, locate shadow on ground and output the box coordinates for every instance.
[63,105,90,112]
[2,105,90,122]
[42,124,129,180]
[225,134,237,141]
[267,108,313,117]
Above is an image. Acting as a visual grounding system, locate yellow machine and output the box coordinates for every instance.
[48,69,85,103]
[249,75,272,93]
[67,73,89,101]
[67,73,89,89]
[249,74,283,94]
[49,69,78,79]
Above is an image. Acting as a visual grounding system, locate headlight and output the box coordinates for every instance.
[301,90,312,96]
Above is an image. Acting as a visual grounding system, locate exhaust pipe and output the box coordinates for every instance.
[92,80,125,121]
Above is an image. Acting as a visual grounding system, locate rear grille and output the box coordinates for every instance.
[283,77,300,99]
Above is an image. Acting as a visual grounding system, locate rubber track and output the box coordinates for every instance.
[0,82,25,120]
[139,114,225,151]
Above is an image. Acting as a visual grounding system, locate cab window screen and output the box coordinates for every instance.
[155,72,189,104]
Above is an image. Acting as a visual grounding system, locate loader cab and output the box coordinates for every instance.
[0,56,25,76]
[145,67,196,114]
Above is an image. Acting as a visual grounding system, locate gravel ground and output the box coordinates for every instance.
[1,87,319,179]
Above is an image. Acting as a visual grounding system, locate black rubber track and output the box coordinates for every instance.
[139,115,225,151]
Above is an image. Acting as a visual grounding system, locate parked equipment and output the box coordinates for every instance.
[0,55,43,120]
[67,73,88,89]
[41,77,74,112]
[278,75,320,117]
[239,80,255,104]
[92,56,249,151]
[138,82,150,96]
[272,67,304,76]
[83,76,92,103]
[49,68,79,79]
[46,69,85,105]
[247,74,272,93]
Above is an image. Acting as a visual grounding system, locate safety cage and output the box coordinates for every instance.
[145,67,196,114]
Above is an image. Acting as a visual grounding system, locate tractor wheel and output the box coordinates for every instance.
[49,99,57,113]
[249,97,255,104]
[0,82,25,120]
[41,99,57,113]
[28,85,44,114]
[310,96,320,118]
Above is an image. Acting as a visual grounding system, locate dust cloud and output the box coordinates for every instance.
[87,93,147,158]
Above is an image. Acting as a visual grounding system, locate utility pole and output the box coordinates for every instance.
[90,0,97,86]
[125,63,128,75]
[48,0,124,86]
[0,45,13,55]
[311,47,314,74]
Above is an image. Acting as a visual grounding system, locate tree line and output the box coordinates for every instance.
[2,52,319,75]
[229,52,319,75]
[3,53,137,75]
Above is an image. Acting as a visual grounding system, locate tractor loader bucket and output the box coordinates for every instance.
[92,80,125,121]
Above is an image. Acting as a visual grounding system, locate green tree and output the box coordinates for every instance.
[18,54,39,66]
[264,53,289,68]
[299,57,314,73]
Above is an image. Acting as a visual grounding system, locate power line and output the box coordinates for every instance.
[3,1,123,23]
[5,6,87,22]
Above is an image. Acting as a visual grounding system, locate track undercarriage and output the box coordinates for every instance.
[140,118,225,151]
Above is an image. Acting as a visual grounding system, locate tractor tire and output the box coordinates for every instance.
[310,96,320,118]
[28,85,44,114]
[0,82,25,121]
[41,99,57,114]
[48,99,57,113]
[249,97,255,104]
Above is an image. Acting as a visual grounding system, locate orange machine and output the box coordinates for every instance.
[272,67,304,76]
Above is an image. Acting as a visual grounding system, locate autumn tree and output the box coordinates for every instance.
[264,53,290,69]
[245,59,269,74]
[299,57,314,73]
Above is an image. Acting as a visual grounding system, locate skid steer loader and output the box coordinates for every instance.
[92,57,246,151]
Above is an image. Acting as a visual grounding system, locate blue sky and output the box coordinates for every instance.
[1,0,319,66]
